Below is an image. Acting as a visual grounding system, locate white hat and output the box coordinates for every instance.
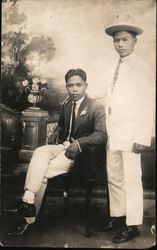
[105,22,143,36]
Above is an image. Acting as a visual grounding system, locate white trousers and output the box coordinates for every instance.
[24,142,73,215]
[107,149,143,226]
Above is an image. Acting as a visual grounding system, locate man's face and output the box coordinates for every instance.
[112,31,137,58]
[66,75,88,102]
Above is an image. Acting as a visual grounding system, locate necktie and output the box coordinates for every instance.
[69,102,76,142]
[111,57,122,93]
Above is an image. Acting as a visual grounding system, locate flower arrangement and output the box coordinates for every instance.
[15,75,48,107]
[21,76,48,95]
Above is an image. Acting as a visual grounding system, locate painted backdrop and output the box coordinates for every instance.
[2,0,156,118]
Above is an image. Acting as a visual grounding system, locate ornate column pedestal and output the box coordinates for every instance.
[19,107,48,162]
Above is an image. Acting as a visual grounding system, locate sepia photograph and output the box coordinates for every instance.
[0,0,156,248]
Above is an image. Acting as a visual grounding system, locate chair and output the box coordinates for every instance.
[39,143,108,237]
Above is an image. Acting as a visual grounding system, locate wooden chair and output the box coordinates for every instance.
[40,143,108,237]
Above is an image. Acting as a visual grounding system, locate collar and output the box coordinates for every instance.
[72,95,86,107]
[119,52,135,63]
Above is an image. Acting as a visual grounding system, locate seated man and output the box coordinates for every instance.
[8,68,107,237]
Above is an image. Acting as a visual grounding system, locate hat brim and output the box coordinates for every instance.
[105,23,143,36]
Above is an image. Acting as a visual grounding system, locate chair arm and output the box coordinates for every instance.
[72,143,106,182]
[88,144,106,167]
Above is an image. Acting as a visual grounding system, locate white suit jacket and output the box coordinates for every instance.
[105,53,155,151]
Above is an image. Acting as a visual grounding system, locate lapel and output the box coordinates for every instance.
[74,95,89,134]
[64,99,72,133]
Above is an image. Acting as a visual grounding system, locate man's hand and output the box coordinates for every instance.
[65,141,79,159]
[48,132,60,145]
[132,143,148,154]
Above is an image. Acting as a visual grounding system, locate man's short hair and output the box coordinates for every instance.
[65,69,87,83]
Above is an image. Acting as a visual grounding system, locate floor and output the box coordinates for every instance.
[0,161,156,248]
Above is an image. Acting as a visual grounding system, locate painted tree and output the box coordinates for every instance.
[2,0,59,112]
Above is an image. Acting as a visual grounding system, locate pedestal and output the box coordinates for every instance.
[19,107,48,162]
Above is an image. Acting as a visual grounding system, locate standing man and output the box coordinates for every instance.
[8,68,107,237]
[103,23,155,243]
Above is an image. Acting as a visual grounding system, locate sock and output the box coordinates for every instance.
[23,190,35,204]
[24,217,36,224]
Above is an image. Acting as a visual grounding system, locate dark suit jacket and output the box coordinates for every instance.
[55,95,107,151]
[53,95,107,181]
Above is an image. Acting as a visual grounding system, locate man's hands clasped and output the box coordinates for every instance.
[65,141,79,160]
[48,132,79,160]
[48,132,60,145]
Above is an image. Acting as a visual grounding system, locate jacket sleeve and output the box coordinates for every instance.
[54,105,64,138]
[77,102,107,150]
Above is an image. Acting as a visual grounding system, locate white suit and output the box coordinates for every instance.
[105,53,155,225]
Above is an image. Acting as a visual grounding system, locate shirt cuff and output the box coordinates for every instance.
[75,140,82,152]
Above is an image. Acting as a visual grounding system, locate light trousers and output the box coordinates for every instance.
[23,142,73,215]
[106,149,143,226]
